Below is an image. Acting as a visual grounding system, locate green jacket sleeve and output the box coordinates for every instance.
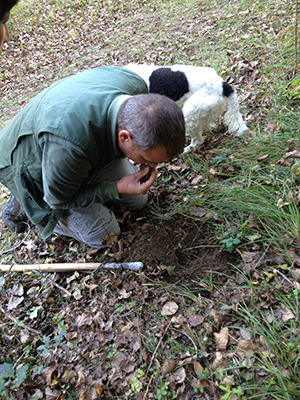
[40,133,121,209]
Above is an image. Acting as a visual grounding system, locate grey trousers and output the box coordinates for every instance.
[54,158,147,248]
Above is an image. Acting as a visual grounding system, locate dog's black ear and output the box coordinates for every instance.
[149,68,189,102]
[222,81,234,97]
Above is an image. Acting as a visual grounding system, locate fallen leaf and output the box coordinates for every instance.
[161,301,178,316]
[276,158,292,167]
[76,370,86,388]
[193,361,204,377]
[41,361,58,384]
[212,352,228,371]
[73,289,83,300]
[285,150,300,159]
[214,327,229,351]
[172,366,186,383]
[12,282,24,296]
[76,313,93,326]
[103,232,118,247]
[257,154,269,162]
[238,340,257,355]
[7,295,24,310]
[161,359,176,376]
[280,304,295,321]
[188,314,203,327]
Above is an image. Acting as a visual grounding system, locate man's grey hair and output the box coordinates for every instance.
[0,0,19,22]
[117,93,186,159]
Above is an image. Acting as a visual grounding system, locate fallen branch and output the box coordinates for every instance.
[0,305,41,335]
[294,0,298,76]
[146,320,172,376]
[31,269,72,297]
[0,262,143,273]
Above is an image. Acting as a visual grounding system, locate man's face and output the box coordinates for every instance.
[124,144,169,168]
[0,12,10,54]
[117,128,169,167]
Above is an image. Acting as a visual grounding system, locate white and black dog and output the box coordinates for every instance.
[125,63,248,152]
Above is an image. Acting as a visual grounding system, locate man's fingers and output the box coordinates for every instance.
[139,166,153,183]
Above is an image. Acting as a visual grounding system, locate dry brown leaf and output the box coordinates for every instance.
[73,289,83,300]
[276,158,292,167]
[191,175,204,185]
[257,154,269,162]
[238,339,257,355]
[193,361,204,377]
[12,282,24,296]
[161,359,176,376]
[103,232,118,247]
[41,361,58,384]
[96,386,105,395]
[76,313,93,327]
[213,327,229,351]
[61,370,77,385]
[285,150,300,159]
[161,300,178,316]
[76,371,86,388]
[189,206,207,218]
[221,375,235,388]
[78,388,89,400]
[7,295,24,310]
[280,304,295,321]
[212,352,228,371]
[188,314,203,327]
[172,366,186,383]
[45,386,62,399]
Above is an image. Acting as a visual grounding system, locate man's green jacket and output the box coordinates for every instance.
[0,66,148,238]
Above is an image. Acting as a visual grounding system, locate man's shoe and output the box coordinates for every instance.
[1,195,28,233]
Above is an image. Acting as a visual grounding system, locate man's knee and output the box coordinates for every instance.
[54,205,122,248]
[81,219,121,248]
[122,193,148,211]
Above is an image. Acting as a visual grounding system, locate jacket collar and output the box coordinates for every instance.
[107,94,132,156]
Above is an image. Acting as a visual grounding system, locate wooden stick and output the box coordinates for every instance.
[0,262,143,273]
[294,0,298,76]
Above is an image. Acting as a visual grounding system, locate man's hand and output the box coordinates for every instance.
[117,165,157,195]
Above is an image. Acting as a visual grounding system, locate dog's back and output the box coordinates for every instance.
[124,63,248,152]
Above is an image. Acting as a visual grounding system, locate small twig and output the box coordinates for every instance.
[136,316,144,364]
[182,244,218,252]
[0,305,41,335]
[146,320,171,376]
[143,373,154,400]
[293,0,298,76]
[273,268,294,286]
[0,225,30,256]
[31,269,72,297]
[171,327,198,355]
[120,305,142,318]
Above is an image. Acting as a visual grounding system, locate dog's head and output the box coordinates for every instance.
[149,68,189,102]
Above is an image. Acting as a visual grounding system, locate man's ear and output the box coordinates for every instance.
[118,128,132,144]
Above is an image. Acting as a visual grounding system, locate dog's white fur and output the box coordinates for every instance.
[125,63,248,152]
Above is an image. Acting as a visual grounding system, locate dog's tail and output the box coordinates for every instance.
[222,82,248,136]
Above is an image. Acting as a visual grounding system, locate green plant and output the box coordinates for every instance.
[125,369,146,399]
[0,363,29,399]
[220,228,242,252]
[155,380,176,400]
[219,382,244,400]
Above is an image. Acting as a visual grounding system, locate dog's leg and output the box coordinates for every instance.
[182,92,225,153]
[223,91,248,136]
[183,127,204,153]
